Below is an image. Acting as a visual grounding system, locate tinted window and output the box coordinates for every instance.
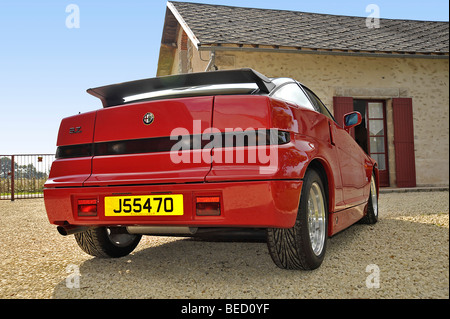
[271,83,315,111]
[302,86,335,121]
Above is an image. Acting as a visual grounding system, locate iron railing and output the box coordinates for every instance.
[0,154,55,201]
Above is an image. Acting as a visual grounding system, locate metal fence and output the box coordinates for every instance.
[0,154,55,201]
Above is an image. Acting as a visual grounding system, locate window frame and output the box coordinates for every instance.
[269,82,316,111]
[300,84,336,123]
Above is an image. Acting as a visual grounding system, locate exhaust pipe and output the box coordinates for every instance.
[57,225,90,236]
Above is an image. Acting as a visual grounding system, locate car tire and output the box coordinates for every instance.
[267,169,328,270]
[74,227,141,258]
[359,172,379,224]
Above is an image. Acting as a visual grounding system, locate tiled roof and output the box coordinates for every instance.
[169,1,449,55]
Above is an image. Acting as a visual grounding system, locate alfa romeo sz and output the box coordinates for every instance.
[44,68,378,270]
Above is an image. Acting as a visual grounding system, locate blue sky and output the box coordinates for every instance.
[0,0,448,154]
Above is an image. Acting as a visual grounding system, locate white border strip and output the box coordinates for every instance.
[167,1,200,49]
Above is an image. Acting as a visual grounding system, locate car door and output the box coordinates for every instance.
[332,123,368,205]
[302,86,367,207]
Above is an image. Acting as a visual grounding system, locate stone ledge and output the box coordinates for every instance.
[380,186,449,194]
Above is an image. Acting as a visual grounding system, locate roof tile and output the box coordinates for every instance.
[170,1,449,54]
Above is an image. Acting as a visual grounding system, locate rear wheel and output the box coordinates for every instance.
[74,227,141,258]
[267,169,328,270]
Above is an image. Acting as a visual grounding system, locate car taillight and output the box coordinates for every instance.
[77,199,97,216]
[196,196,221,216]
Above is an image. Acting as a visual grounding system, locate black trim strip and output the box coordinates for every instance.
[56,143,93,159]
[56,130,290,159]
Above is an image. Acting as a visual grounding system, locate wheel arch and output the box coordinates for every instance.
[305,158,335,214]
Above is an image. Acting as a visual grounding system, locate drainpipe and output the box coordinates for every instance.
[204,50,217,72]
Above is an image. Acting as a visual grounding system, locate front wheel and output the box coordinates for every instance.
[267,169,328,270]
[359,172,379,224]
[74,227,141,258]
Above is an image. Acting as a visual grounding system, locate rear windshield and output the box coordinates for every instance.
[123,83,259,104]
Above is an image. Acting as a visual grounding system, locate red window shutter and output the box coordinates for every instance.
[333,96,355,138]
[392,98,416,187]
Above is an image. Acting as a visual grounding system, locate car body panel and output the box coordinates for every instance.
[44,179,302,229]
[85,96,213,186]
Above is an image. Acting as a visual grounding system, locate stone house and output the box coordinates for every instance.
[156,1,449,188]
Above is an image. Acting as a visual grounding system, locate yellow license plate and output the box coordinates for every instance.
[104,194,183,216]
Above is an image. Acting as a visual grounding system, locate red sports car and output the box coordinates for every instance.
[44,68,378,270]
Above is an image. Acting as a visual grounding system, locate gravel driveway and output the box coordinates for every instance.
[0,191,448,299]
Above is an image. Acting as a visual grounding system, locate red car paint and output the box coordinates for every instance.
[44,70,378,241]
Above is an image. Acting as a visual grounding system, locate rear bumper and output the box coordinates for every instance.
[44,180,302,229]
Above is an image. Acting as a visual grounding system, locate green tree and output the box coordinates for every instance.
[0,157,17,179]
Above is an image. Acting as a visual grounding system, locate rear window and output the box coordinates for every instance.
[271,83,315,111]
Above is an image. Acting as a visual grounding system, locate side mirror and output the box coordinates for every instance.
[344,112,362,132]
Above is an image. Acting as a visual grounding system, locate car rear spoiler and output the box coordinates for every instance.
[86,68,276,108]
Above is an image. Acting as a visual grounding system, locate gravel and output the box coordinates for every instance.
[0,191,448,299]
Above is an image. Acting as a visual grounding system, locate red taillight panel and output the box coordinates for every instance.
[196,196,221,216]
[77,199,97,217]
